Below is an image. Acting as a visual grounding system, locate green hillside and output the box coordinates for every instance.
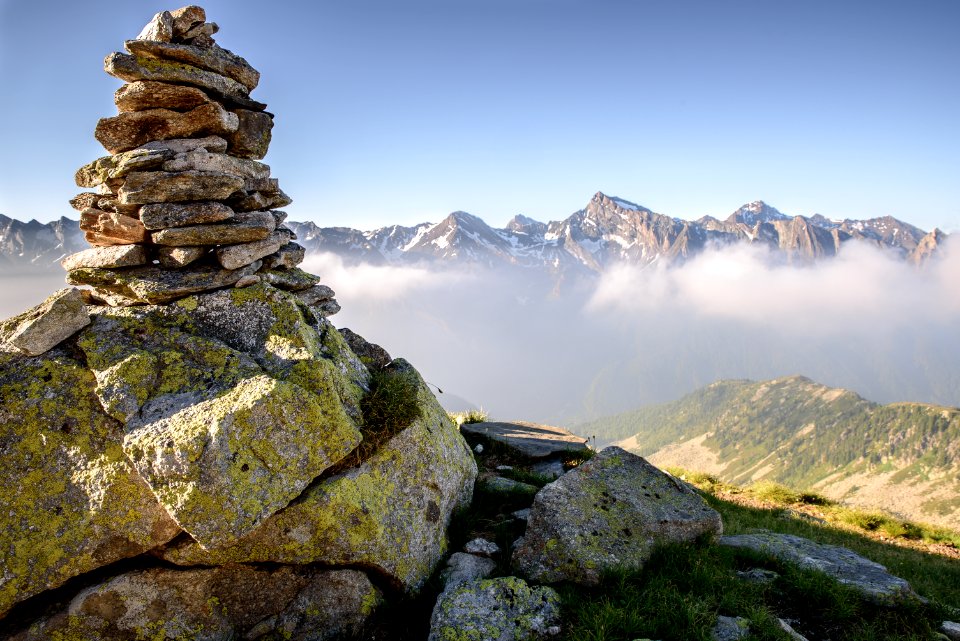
[574,376,960,527]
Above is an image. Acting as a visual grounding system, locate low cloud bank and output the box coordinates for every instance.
[311,240,960,423]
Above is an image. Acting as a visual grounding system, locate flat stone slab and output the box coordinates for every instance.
[95,102,238,154]
[124,39,260,91]
[460,420,588,458]
[512,447,722,586]
[719,531,918,604]
[61,245,147,271]
[3,288,90,356]
[67,262,261,305]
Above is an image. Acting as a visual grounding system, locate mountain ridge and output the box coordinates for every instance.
[1,192,947,273]
[574,374,960,529]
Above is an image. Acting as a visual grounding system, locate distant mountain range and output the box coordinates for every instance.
[1,192,947,273]
[575,375,960,528]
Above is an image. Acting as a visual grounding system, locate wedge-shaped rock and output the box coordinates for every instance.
[119,169,244,204]
[136,9,173,42]
[69,192,100,211]
[95,102,239,154]
[428,577,561,641]
[138,134,228,154]
[125,39,260,91]
[228,108,273,159]
[104,51,265,111]
[67,262,261,305]
[262,241,306,270]
[115,79,212,112]
[158,245,207,268]
[151,210,275,246]
[160,361,478,592]
[216,230,289,270]
[3,288,90,356]
[163,148,270,179]
[461,420,589,458]
[61,244,147,271]
[8,565,380,641]
[123,374,361,549]
[719,532,918,604]
[75,147,174,187]
[80,208,147,244]
[512,447,722,585]
[140,200,234,229]
[0,348,180,617]
[171,5,205,37]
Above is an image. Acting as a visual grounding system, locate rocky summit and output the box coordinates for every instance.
[62,5,324,311]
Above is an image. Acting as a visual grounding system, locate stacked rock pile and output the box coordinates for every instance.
[62,5,339,316]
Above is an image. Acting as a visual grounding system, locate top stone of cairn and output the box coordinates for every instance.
[62,6,337,315]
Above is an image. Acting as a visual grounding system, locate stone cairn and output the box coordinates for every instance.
[62,5,339,316]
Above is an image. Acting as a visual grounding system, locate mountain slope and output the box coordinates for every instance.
[0,215,86,273]
[575,375,960,528]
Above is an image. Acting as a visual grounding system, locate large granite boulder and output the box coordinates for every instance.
[10,565,380,641]
[0,346,180,617]
[158,360,478,592]
[512,447,722,585]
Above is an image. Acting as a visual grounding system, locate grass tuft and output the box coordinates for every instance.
[449,408,489,426]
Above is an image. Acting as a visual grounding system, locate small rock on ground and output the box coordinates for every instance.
[712,615,750,641]
[441,552,496,590]
[778,618,810,641]
[736,568,779,584]
[464,537,500,557]
[485,476,538,494]
[428,576,561,641]
[942,621,960,640]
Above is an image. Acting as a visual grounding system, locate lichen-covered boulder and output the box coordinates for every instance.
[512,447,722,585]
[428,577,561,641]
[159,361,478,592]
[0,347,181,617]
[9,565,381,641]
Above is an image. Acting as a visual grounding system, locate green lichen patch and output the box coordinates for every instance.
[0,349,180,617]
[429,577,561,641]
[123,374,362,549]
[159,361,478,592]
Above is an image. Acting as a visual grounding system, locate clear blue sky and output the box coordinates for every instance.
[1,0,958,231]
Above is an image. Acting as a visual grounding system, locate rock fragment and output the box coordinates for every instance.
[60,244,148,271]
[3,288,90,356]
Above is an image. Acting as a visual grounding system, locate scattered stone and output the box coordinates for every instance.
[485,476,538,494]
[125,39,260,91]
[115,79,212,112]
[475,443,484,454]
[441,552,496,589]
[140,199,234,229]
[60,244,147,271]
[80,208,147,244]
[67,261,261,305]
[942,621,960,640]
[95,102,239,154]
[512,447,722,585]
[294,282,337,305]
[736,568,779,584]
[104,51,265,111]
[777,618,810,641]
[711,615,750,641]
[10,565,380,641]
[228,108,274,159]
[428,577,561,641]
[497,464,514,471]
[2,288,90,356]
[513,508,532,522]
[157,245,206,268]
[136,10,173,42]
[314,299,342,317]
[464,537,500,557]
[531,457,566,479]
[262,240,305,269]
[119,169,245,204]
[460,420,589,458]
[719,531,918,604]
[215,230,288,269]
